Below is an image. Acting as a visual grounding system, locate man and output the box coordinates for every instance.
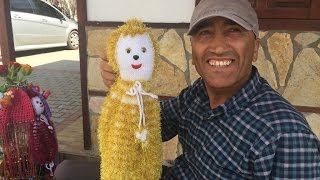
[100,0,320,179]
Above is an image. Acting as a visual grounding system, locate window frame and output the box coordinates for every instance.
[196,0,320,31]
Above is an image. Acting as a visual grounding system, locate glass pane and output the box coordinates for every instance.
[32,0,59,18]
[10,0,33,13]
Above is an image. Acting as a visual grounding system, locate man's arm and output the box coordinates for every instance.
[253,131,320,179]
[160,98,181,142]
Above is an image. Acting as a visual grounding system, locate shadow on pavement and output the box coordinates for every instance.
[15,47,67,57]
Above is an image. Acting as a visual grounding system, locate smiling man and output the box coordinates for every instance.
[189,16,260,109]
[98,0,320,179]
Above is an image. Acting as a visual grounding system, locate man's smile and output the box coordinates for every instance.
[208,58,233,67]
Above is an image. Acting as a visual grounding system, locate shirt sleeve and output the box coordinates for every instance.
[160,96,181,142]
[253,131,320,179]
[160,85,192,142]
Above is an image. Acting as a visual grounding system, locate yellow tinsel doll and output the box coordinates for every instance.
[98,19,162,180]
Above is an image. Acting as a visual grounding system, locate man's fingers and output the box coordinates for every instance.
[103,79,114,87]
[100,60,115,74]
[99,55,117,87]
[100,70,117,82]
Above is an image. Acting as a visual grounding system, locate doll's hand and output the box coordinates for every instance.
[100,55,117,88]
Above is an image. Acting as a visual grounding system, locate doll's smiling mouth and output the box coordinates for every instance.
[131,64,142,69]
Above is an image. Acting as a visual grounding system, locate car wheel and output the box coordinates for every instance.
[67,30,79,50]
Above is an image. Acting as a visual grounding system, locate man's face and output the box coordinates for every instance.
[191,16,260,93]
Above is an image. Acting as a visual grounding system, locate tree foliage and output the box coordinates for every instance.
[46,0,77,21]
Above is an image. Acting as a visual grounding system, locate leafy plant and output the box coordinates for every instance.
[0,62,32,108]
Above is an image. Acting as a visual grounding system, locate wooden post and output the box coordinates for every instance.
[0,0,16,64]
[76,0,92,150]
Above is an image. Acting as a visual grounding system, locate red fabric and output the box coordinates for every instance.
[0,122,35,179]
[0,88,35,179]
[30,119,58,164]
[0,105,11,125]
[10,89,34,122]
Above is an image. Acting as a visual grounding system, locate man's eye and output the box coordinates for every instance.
[199,30,210,35]
[228,27,241,33]
[126,48,131,53]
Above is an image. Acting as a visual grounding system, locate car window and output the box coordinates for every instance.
[10,0,33,13]
[32,0,62,19]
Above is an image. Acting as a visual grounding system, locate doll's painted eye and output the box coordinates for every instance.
[141,47,146,53]
[126,48,131,54]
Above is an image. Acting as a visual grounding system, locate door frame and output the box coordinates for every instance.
[0,0,15,63]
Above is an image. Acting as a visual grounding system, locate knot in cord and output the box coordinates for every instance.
[126,81,158,129]
[126,81,158,142]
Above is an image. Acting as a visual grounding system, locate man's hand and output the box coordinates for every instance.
[100,56,117,87]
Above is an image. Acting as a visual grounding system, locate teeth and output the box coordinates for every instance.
[209,60,232,67]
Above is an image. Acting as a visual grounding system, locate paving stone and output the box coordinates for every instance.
[29,68,82,124]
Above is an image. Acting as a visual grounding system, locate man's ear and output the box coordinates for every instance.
[252,38,260,63]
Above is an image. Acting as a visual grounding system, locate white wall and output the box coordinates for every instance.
[87,0,194,23]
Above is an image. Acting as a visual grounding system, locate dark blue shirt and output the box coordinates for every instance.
[160,67,320,179]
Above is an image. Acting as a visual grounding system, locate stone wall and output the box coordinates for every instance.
[87,26,320,159]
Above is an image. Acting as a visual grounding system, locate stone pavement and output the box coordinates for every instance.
[16,48,82,124]
[28,65,82,124]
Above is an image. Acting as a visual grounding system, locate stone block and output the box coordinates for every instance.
[151,59,188,96]
[163,136,179,161]
[89,96,105,114]
[294,32,320,47]
[267,33,293,87]
[254,46,278,89]
[283,48,320,107]
[88,57,108,91]
[159,29,187,72]
[306,113,320,138]
[87,28,113,57]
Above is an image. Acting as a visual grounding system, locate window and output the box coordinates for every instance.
[252,0,317,19]
[252,0,320,30]
[10,0,33,13]
[32,0,61,19]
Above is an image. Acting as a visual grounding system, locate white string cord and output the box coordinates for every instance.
[126,81,158,142]
[45,161,55,176]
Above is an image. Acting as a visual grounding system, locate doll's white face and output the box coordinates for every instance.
[31,96,44,115]
[116,33,155,81]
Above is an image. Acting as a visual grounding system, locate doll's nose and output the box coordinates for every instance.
[133,55,139,60]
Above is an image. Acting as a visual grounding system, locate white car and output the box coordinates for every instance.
[10,0,79,51]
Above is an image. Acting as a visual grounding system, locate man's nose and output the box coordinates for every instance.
[209,33,229,54]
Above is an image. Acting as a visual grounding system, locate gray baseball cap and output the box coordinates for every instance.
[187,0,259,37]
